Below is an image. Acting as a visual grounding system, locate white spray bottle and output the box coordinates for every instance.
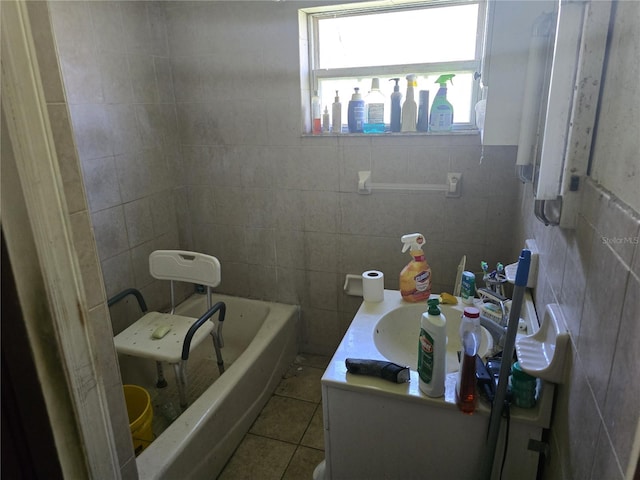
[401,74,417,132]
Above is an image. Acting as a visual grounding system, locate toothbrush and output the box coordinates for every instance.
[481,261,489,281]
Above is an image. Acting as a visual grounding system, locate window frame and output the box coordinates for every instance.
[305,0,487,132]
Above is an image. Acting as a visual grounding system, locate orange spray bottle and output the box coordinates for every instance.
[399,233,432,302]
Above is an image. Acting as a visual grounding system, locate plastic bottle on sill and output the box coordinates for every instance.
[401,74,417,132]
[347,87,365,133]
[322,106,330,133]
[332,90,342,134]
[312,90,322,134]
[364,78,385,134]
[429,74,455,132]
[389,78,402,132]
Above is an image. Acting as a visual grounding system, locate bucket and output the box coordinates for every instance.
[123,384,154,455]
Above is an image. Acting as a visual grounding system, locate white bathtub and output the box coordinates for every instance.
[133,293,299,480]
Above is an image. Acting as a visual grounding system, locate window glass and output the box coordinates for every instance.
[307,1,484,132]
[317,4,480,69]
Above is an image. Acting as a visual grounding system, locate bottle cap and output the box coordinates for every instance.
[371,78,380,90]
[335,90,340,102]
[390,78,400,92]
[512,362,536,381]
[351,87,362,100]
[427,298,441,315]
[463,307,480,318]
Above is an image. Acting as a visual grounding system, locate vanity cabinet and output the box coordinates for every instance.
[321,291,554,480]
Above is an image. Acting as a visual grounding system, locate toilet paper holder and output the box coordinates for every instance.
[343,274,363,297]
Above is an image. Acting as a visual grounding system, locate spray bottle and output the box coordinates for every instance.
[418,298,447,397]
[401,74,417,132]
[399,233,431,302]
[429,74,455,132]
[389,78,402,132]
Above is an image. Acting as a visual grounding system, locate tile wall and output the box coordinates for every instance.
[514,2,640,478]
[517,180,639,480]
[26,2,136,477]
[48,0,522,355]
[48,1,190,332]
[31,0,640,478]
[162,1,520,354]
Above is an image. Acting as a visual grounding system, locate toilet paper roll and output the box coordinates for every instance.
[362,270,384,302]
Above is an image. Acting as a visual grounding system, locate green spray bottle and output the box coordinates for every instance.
[429,74,455,132]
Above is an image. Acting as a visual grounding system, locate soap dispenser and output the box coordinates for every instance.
[348,87,365,133]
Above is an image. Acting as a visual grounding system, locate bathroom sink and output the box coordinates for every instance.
[373,304,493,373]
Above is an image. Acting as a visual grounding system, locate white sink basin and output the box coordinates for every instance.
[373,304,493,373]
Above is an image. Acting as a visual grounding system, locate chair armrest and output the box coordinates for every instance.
[182,301,226,360]
[107,288,148,313]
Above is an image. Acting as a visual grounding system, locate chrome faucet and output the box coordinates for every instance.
[477,287,509,350]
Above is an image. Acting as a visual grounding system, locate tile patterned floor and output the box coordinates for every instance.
[217,353,330,480]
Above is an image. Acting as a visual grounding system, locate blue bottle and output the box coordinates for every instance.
[348,88,365,133]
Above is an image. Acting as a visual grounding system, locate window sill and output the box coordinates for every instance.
[301,129,480,138]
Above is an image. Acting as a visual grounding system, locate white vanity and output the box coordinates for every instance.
[321,290,554,480]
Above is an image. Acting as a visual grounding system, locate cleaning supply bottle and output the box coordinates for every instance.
[322,106,330,133]
[417,90,430,131]
[347,87,365,133]
[364,78,385,133]
[399,233,431,302]
[312,90,322,134]
[456,306,481,414]
[332,90,342,133]
[418,298,447,397]
[389,78,402,132]
[429,74,455,132]
[401,74,417,132]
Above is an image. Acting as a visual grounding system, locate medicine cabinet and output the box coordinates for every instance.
[481,0,611,228]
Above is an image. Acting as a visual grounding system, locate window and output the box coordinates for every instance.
[304,0,486,133]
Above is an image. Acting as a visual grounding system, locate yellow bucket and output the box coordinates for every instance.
[123,385,154,456]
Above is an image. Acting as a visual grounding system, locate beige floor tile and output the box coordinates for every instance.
[276,364,324,403]
[282,446,325,480]
[295,353,331,370]
[301,405,325,451]
[218,434,296,480]
[250,395,317,444]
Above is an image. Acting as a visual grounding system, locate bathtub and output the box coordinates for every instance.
[132,293,299,480]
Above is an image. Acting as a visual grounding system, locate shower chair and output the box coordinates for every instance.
[108,250,226,408]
